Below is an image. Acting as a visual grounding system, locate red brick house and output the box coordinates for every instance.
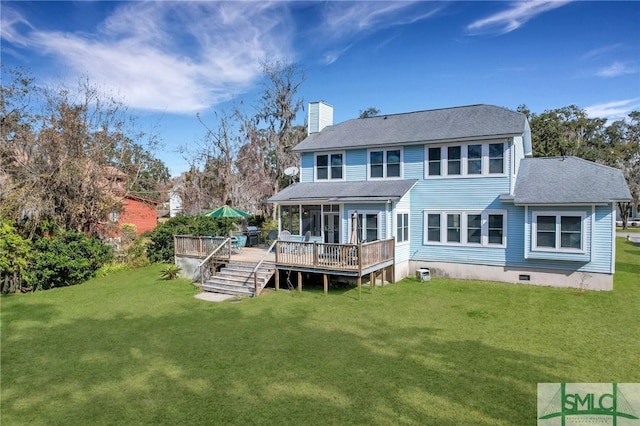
[116,194,160,236]
[103,167,161,237]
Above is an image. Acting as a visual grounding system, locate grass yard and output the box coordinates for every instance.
[2,239,639,425]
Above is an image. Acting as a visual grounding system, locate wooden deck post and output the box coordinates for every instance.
[298,271,302,292]
[275,268,280,291]
[357,276,362,300]
[381,269,385,287]
[323,274,328,295]
[370,272,374,292]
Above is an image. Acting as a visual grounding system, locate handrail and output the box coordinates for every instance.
[198,237,231,286]
[251,239,278,296]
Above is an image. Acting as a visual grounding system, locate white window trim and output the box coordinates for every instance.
[424,141,508,179]
[423,210,507,247]
[426,146,443,177]
[395,210,410,245]
[532,211,586,253]
[367,147,403,180]
[349,210,381,242]
[315,151,345,181]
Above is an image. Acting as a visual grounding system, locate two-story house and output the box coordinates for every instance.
[269,102,631,291]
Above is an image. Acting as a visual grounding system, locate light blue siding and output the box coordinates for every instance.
[296,133,615,278]
[300,152,314,183]
[506,204,614,274]
[346,149,367,181]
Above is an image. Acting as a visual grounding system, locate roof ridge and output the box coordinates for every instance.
[355,104,519,120]
[527,156,623,172]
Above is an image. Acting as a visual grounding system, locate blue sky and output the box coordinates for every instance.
[2,1,639,176]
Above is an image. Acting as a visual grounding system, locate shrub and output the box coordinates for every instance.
[160,264,181,280]
[120,223,138,244]
[0,220,31,293]
[146,216,225,263]
[24,230,113,291]
[125,238,150,267]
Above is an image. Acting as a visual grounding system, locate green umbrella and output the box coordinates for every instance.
[203,205,250,218]
[203,205,250,237]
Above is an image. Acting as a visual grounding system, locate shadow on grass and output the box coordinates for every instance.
[1,293,566,425]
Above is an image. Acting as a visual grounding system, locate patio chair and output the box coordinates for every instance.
[265,229,278,247]
[232,235,247,253]
[279,230,291,241]
[278,230,291,254]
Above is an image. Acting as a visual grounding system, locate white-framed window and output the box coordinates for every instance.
[489,143,504,174]
[467,213,482,244]
[467,144,482,175]
[396,211,409,244]
[423,210,507,246]
[426,213,441,242]
[316,152,344,180]
[447,213,461,242]
[427,147,442,176]
[351,210,380,243]
[532,212,585,252]
[369,148,402,179]
[425,142,507,178]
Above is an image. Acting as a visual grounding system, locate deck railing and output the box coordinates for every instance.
[197,238,232,286]
[275,238,395,273]
[174,235,228,258]
[174,235,395,279]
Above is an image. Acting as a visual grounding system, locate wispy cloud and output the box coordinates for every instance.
[322,45,353,66]
[585,98,640,122]
[0,2,293,113]
[467,1,572,35]
[595,62,637,78]
[321,2,442,39]
[580,43,623,60]
[316,2,443,63]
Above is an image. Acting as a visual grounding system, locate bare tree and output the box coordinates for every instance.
[1,69,169,238]
[243,61,305,218]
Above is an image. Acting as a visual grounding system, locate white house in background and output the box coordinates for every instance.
[268,101,632,290]
[169,189,183,217]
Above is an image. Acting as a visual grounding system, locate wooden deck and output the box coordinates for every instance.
[174,235,396,295]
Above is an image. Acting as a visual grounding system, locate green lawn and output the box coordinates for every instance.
[2,239,639,425]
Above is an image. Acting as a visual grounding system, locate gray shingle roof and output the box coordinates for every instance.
[294,104,526,152]
[513,157,631,204]
[268,180,418,203]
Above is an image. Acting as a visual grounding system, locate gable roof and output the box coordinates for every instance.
[268,180,418,204]
[513,156,631,205]
[294,104,527,152]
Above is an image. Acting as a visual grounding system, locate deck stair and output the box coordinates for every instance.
[201,260,276,297]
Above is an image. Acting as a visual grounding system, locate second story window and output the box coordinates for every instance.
[447,146,461,175]
[467,144,482,175]
[428,147,441,176]
[426,141,508,178]
[369,149,402,179]
[316,153,343,180]
[489,143,504,174]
